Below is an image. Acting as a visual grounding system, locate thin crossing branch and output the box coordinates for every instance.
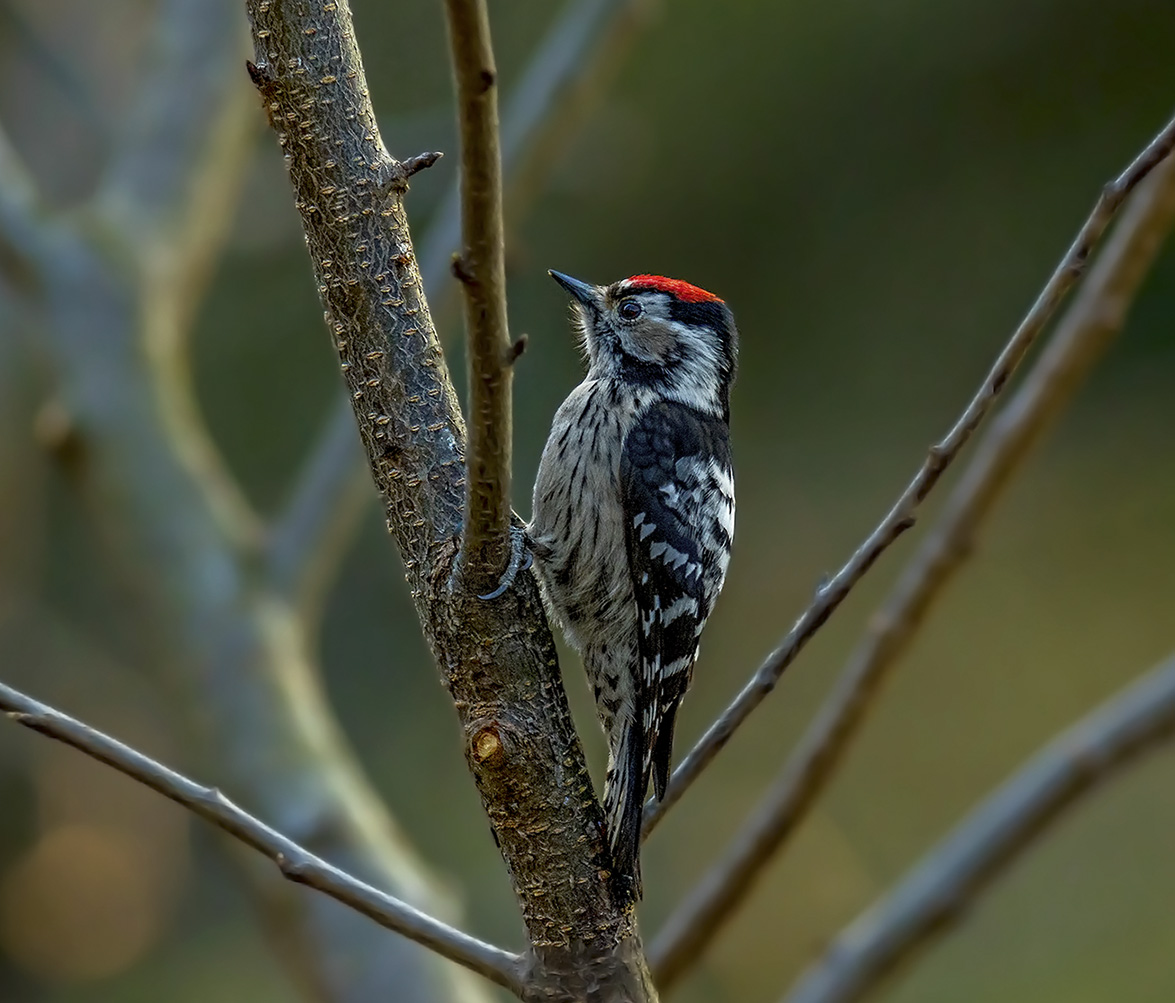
[649,139,1175,989]
[780,652,1175,1003]
[246,2,654,995]
[445,0,513,587]
[643,110,1175,840]
[0,680,524,994]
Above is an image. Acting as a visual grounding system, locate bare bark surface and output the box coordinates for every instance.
[245,2,656,998]
[446,0,515,587]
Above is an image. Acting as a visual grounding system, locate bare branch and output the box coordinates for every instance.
[418,0,650,288]
[644,110,1175,839]
[246,3,654,996]
[267,0,642,608]
[445,0,514,586]
[649,142,1175,989]
[403,150,445,178]
[0,679,523,994]
[12,3,483,998]
[780,652,1175,1003]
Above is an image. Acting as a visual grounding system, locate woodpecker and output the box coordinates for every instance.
[529,270,737,901]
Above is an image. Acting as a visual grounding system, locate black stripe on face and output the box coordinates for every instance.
[668,299,732,337]
[618,351,669,388]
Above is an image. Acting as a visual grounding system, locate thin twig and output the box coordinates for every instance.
[779,652,1175,1003]
[0,679,524,995]
[11,3,482,998]
[247,4,653,994]
[418,0,646,288]
[649,144,1175,989]
[445,0,513,586]
[267,0,639,606]
[644,110,1175,839]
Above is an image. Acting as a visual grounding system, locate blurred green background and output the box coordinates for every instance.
[2,0,1175,1001]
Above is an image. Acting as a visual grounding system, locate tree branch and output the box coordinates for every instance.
[267,0,641,609]
[445,0,514,586]
[8,3,485,999]
[0,679,523,994]
[418,0,648,287]
[643,110,1175,840]
[649,138,1175,989]
[246,3,655,998]
[779,652,1175,1003]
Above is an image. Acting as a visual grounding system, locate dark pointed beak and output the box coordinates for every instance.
[548,270,598,308]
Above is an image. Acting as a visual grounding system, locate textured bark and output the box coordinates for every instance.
[0,2,487,1000]
[245,2,656,998]
[445,0,515,587]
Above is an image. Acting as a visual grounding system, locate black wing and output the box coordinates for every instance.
[621,400,734,801]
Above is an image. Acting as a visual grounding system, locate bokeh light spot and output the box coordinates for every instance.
[0,823,164,983]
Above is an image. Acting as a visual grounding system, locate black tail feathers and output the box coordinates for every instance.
[607,720,648,905]
[651,700,680,802]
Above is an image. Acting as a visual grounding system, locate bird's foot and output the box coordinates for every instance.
[477,525,533,600]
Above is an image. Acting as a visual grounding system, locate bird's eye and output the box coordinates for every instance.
[617,299,643,321]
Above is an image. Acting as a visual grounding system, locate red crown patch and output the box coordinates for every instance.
[623,274,723,304]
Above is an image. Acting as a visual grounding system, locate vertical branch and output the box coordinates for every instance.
[5,2,492,1000]
[445,0,514,585]
[268,0,646,612]
[649,146,1175,990]
[246,4,656,998]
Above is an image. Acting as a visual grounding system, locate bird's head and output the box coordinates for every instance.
[549,270,738,418]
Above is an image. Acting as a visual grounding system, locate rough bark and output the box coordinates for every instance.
[244,2,656,998]
[0,2,486,999]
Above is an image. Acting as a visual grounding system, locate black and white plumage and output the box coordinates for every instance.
[529,271,737,902]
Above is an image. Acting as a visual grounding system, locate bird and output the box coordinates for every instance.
[528,270,737,902]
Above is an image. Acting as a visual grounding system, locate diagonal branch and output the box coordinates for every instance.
[445,0,514,586]
[779,652,1175,1003]
[648,140,1175,989]
[13,3,486,1000]
[0,679,523,994]
[643,110,1175,840]
[267,0,642,610]
[245,3,655,998]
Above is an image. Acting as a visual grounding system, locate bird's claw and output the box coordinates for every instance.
[478,526,533,600]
